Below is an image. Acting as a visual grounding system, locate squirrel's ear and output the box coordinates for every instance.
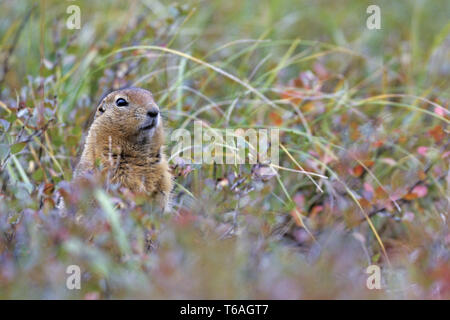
[98,105,106,113]
[94,103,106,119]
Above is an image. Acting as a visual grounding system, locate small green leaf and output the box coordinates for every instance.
[5,113,16,124]
[372,253,381,263]
[0,144,9,160]
[10,142,27,154]
[32,168,44,181]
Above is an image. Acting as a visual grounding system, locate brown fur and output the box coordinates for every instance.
[74,87,172,210]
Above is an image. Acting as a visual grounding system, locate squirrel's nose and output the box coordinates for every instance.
[147,109,159,118]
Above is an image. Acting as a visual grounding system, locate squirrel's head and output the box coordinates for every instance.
[91,87,164,150]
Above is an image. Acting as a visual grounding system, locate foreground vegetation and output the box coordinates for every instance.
[0,0,449,299]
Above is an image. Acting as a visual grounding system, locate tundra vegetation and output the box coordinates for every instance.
[0,0,448,299]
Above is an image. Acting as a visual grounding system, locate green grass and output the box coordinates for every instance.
[0,0,449,299]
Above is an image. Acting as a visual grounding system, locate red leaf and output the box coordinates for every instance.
[175,208,197,226]
[429,125,444,143]
[293,193,305,208]
[363,183,374,200]
[313,62,329,80]
[351,165,364,177]
[290,209,305,227]
[372,140,385,148]
[269,111,283,126]
[434,106,446,117]
[310,205,323,217]
[411,185,428,198]
[417,146,428,156]
[359,198,371,210]
[43,183,54,195]
[280,89,303,104]
[404,193,418,200]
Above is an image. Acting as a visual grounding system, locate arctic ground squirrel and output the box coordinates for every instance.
[74,87,173,210]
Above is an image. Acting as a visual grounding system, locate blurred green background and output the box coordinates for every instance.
[0,0,448,299]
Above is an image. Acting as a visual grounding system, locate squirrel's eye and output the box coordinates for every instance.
[116,98,128,107]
